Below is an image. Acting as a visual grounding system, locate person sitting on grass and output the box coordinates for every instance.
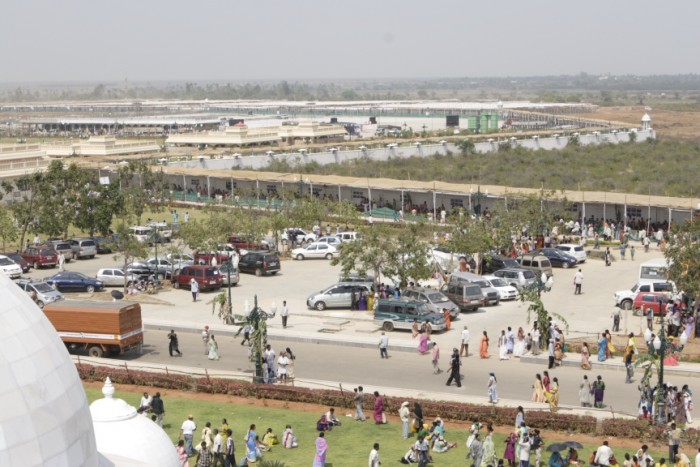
[325,408,342,427]
[316,414,332,432]
[399,445,418,464]
[282,425,298,449]
[262,428,279,449]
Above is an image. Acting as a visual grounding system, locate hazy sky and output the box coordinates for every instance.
[4,0,698,83]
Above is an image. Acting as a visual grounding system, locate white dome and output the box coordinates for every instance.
[642,113,651,122]
[90,379,180,467]
[0,273,98,466]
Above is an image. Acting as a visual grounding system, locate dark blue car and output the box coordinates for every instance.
[533,248,578,269]
[45,272,105,293]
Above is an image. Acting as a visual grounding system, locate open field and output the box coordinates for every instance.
[581,106,700,140]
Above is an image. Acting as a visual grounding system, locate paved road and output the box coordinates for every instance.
[125,329,688,416]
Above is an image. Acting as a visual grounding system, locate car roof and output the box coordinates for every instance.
[496,268,529,273]
[404,287,443,293]
[557,244,579,248]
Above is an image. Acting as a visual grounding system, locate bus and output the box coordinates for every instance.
[639,258,672,284]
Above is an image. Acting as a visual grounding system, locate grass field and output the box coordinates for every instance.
[84,385,670,467]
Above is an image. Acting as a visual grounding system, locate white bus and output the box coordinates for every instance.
[130,226,153,243]
[639,258,672,284]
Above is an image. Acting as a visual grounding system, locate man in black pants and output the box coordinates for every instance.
[548,339,555,369]
[168,329,182,356]
[445,348,461,387]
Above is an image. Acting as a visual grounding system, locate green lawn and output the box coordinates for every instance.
[84,385,670,467]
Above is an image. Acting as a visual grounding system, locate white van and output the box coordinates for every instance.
[639,258,672,284]
[130,226,153,243]
[336,231,360,243]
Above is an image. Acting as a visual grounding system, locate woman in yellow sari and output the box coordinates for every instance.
[545,377,560,412]
[605,330,616,359]
[531,373,545,403]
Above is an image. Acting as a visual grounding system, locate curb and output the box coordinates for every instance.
[519,355,700,378]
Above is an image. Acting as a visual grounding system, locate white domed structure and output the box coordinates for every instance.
[0,274,98,466]
[641,113,652,130]
[90,378,179,467]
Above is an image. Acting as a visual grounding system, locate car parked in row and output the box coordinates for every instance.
[374,297,446,332]
[316,236,343,247]
[238,251,280,276]
[96,268,140,287]
[22,246,58,269]
[633,292,669,316]
[69,238,97,259]
[172,265,222,292]
[218,262,240,286]
[47,240,73,263]
[0,254,23,279]
[556,244,587,263]
[16,279,64,308]
[45,272,105,293]
[483,276,519,301]
[516,254,553,278]
[492,268,537,291]
[228,235,271,252]
[532,248,578,269]
[1,252,30,273]
[481,254,520,274]
[401,287,459,319]
[307,282,372,311]
[281,228,317,246]
[91,236,114,254]
[335,231,360,243]
[292,242,339,260]
[614,281,677,310]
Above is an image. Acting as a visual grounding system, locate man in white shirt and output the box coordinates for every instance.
[369,443,380,467]
[594,440,613,466]
[379,332,389,359]
[212,428,223,466]
[519,438,531,467]
[694,447,700,467]
[460,325,470,357]
[573,269,584,295]
[139,392,152,415]
[280,300,289,329]
[179,415,197,457]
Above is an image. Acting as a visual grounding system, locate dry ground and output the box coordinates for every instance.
[581,106,700,140]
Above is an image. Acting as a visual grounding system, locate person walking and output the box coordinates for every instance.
[431,341,441,374]
[191,277,200,302]
[313,432,328,467]
[195,441,213,467]
[415,435,430,467]
[399,401,410,439]
[593,375,606,408]
[573,269,583,294]
[579,375,593,407]
[630,245,636,261]
[604,247,612,266]
[646,307,654,332]
[594,441,613,467]
[667,423,682,464]
[280,300,289,328]
[212,429,223,467]
[547,339,555,369]
[168,329,183,357]
[460,325,470,357]
[240,324,252,346]
[480,331,490,358]
[369,443,380,467]
[179,415,197,457]
[467,433,483,467]
[446,348,461,387]
[378,331,389,358]
[58,251,66,272]
[624,345,634,384]
[201,326,210,355]
[488,373,498,403]
[224,429,235,467]
[612,308,621,332]
[151,392,165,427]
[354,386,367,421]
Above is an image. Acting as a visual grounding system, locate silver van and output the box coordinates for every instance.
[402,287,459,319]
[493,268,538,291]
[448,271,500,306]
[69,238,97,259]
[516,254,553,278]
[306,282,372,311]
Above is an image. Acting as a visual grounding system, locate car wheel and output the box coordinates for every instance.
[622,300,632,311]
[325,253,333,260]
[382,322,394,332]
[37,301,45,309]
[173,281,180,289]
[88,345,104,358]
[255,268,262,277]
[270,271,277,275]
[86,285,95,293]
[33,261,39,269]
[296,254,304,261]
[315,301,326,311]
[90,255,95,259]
[562,262,571,269]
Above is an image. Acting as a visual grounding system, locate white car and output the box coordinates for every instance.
[282,228,317,245]
[96,268,139,287]
[292,242,339,260]
[556,244,587,263]
[316,236,343,247]
[0,255,22,279]
[483,275,519,301]
[166,253,195,271]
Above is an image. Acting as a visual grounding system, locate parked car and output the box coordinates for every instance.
[69,238,97,259]
[91,236,114,254]
[306,282,372,311]
[292,242,339,260]
[16,279,64,308]
[146,220,172,242]
[281,228,317,246]
[238,251,281,277]
[47,240,73,263]
[125,260,168,279]
[172,265,222,292]
[443,280,485,312]
[1,252,30,273]
[532,248,578,269]
[22,246,58,269]
[335,231,360,243]
[516,254,553,278]
[95,268,139,287]
[430,246,476,271]
[374,297,446,332]
[315,236,343,247]
[228,235,271,252]
[556,244,587,263]
[492,268,538,291]
[483,275,519,301]
[615,281,677,310]
[193,250,232,266]
[633,292,669,316]
[401,287,459,319]
[338,273,375,285]
[45,272,105,293]
[481,254,520,274]
[0,254,23,279]
[218,262,240,286]
[448,271,500,306]
[166,253,195,271]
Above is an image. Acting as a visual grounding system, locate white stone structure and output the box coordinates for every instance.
[0,273,97,466]
[42,136,160,157]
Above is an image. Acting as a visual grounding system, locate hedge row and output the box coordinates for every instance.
[76,363,698,443]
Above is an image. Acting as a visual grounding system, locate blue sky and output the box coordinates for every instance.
[3,0,698,82]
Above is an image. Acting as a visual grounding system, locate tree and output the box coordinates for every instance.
[73,180,125,237]
[0,206,18,251]
[457,138,475,155]
[383,223,432,287]
[2,173,42,249]
[111,222,149,293]
[665,220,700,300]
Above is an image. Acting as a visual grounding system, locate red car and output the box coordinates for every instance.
[633,292,669,316]
[22,246,58,269]
[228,235,270,252]
[171,265,222,292]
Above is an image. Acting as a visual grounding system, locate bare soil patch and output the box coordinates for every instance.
[582,106,700,140]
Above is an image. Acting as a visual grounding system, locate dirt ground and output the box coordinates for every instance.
[83,381,647,450]
[581,106,700,140]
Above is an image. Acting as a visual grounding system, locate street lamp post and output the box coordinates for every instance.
[227,252,232,314]
[247,295,276,383]
[652,313,688,425]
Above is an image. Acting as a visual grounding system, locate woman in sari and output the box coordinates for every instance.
[466,420,482,449]
[208,334,220,361]
[593,375,606,408]
[245,424,263,463]
[499,330,509,360]
[597,334,608,362]
[412,319,420,338]
[480,426,497,467]
[579,375,593,407]
[417,331,429,354]
[313,432,327,467]
[542,371,551,393]
[532,373,545,403]
[554,339,564,365]
[514,327,526,357]
[580,342,592,370]
[480,331,490,358]
[547,377,560,412]
[373,391,386,424]
[605,330,616,358]
[503,432,517,467]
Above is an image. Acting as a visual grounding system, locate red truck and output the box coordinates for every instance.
[43,300,144,358]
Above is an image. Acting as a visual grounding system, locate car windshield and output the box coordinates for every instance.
[416,303,432,315]
[33,283,55,292]
[632,284,639,292]
[427,292,448,302]
[40,250,57,256]
[205,269,220,277]
[522,270,536,279]
[0,258,14,266]
[475,280,490,288]
[503,259,519,268]
[489,278,508,287]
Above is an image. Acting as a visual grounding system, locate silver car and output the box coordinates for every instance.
[307,282,372,311]
[218,262,240,286]
[401,287,459,319]
[69,238,97,259]
[96,268,139,287]
[16,279,64,308]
